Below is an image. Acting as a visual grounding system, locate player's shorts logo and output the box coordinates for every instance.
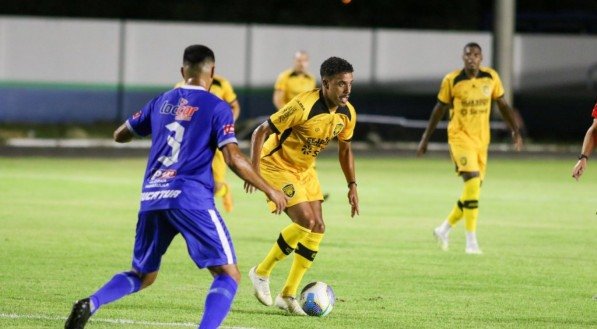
[282,184,295,198]
[460,157,468,166]
[333,123,344,137]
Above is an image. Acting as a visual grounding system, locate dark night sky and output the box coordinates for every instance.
[1,0,597,33]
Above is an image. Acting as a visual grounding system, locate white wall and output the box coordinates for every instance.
[249,24,373,86]
[0,16,120,84]
[1,16,597,90]
[124,21,247,87]
[375,29,492,83]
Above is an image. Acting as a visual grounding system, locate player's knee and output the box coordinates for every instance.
[311,220,325,233]
[137,271,158,289]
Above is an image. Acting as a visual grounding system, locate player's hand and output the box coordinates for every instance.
[416,140,428,157]
[266,189,288,215]
[512,131,523,152]
[347,185,359,218]
[244,181,257,194]
[572,159,587,181]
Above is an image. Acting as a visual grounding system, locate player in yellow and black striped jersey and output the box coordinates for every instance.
[272,51,317,110]
[417,42,522,254]
[175,75,240,212]
[246,57,359,315]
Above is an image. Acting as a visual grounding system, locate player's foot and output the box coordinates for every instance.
[222,183,234,213]
[249,266,273,306]
[465,244,483,255]
[65,298,92,329]
[274,294,307,316]
[433,227,449,251]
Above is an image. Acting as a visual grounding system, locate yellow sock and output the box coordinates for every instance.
[281,232,324,297]
[447,200,464,226]
[462,177,481,232]
[256,223,311,277]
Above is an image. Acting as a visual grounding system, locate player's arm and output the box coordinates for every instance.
[230,99,241,121]
[572,118,597,181]
[113,123,134,143]
[272,89,285,110]
[417,101,450,156]
[339,139,359,217]
[244,121,275,193]
[495,97,523,151]
[221,142,287,214]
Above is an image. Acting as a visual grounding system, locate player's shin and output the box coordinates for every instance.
[89,271,142,314]
[256,223,311,277]
[281,232,323,297]
[199,274,238,329]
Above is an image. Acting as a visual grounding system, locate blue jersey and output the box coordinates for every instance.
[126,85,237,211]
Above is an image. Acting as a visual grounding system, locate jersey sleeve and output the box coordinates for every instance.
[213,101,238,149]
[437,75,452,104]
[491,70,505,100]
[592,102,597,119]
[126,98,155,137]
[274,71,288,91]
[267,98,305,134]
[220,79,238,104]
[338,105,357,142]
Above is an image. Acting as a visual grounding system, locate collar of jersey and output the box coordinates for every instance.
[180,85,207,91]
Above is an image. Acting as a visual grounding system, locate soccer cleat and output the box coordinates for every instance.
[274,294,307,316]
[248,266,273,306]
[465,244,483,255]
[433,227,449,251]
[65,298,92,329]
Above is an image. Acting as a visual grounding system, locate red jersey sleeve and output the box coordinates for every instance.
[592,102,597,119]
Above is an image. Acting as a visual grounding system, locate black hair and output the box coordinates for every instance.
[464,42,482,52]
[183,44,215,67]
[320,56,353,79]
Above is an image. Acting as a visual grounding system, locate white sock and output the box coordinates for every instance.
[438,220,451,235]
[466,232,478,246]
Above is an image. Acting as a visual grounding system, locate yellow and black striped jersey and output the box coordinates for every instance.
[274,69,317,107]
[438,67,504,147]
[262,89,356,173]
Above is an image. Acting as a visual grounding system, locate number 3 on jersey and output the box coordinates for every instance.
[158,122,185,166]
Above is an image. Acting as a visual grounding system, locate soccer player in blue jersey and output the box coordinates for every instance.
[65,45,287,329]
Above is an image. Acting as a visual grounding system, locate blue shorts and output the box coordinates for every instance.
[132,209,237,274]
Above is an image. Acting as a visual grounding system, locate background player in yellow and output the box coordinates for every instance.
[272,50,317,110]
[245,57,359,315]
[175,75,240,212]
[417,42,523,254]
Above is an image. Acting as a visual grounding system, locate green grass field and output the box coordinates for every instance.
[0,155,595,328]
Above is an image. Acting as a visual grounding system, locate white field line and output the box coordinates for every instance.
[0,313,260,329]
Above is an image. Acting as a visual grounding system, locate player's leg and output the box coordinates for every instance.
[168,209,239,329]
[65,211,176,329]
[212,149,233,212]
[277,169,324,315]
[249,169,311,305]
[463,148,487,254]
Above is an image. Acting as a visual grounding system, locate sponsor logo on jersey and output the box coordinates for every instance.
[223,124,235,134]
[141,189,182,201]
[282,184,295,198]
[150,169,177,181]
[160,98,198,121]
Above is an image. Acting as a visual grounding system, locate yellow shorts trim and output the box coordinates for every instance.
[259,164,323,212]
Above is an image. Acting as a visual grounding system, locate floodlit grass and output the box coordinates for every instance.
[0,155,595,328]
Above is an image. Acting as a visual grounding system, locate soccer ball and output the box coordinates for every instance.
[299,281,335,317]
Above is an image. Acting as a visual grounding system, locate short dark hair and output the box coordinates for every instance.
[320,57,354,79]
[183,44,215,67]
[464,42,482,52]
